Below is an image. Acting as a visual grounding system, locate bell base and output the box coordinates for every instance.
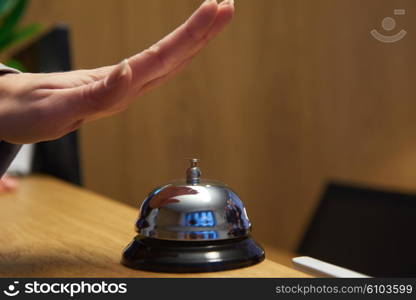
[121,235,265,273]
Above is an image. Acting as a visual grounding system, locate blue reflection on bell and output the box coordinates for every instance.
[184,211,216,227]
[178,230,219,240]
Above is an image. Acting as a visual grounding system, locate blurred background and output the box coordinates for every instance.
[3,0,416,259]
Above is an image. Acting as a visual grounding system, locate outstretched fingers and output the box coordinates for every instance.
[49,0,234,127]
[79,0,234,96]
[133,0,235,95]
[127,0,219,87]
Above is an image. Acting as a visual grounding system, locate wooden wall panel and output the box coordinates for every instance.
[22,0,416,251]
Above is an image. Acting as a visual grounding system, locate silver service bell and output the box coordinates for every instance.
[122,159,265,273]
[136,158,251,241]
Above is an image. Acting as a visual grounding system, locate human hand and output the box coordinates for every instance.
[0,175,18,194]
[0,0,234,144]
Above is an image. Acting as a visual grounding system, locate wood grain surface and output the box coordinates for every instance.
[19,0,416,252]
[0,176,308,277]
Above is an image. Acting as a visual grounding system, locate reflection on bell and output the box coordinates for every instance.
[121,159,265,273]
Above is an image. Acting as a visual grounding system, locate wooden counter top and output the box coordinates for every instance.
[0,176,308,277]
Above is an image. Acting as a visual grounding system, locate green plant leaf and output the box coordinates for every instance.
[0,22,41,51]
[0,0,8,15]
[0,0,17,19]
[0,0,28,45]
[4,57,25,71]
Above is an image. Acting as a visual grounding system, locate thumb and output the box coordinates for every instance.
[57,59,132,120]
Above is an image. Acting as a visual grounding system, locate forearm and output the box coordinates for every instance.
[0,64,22,177]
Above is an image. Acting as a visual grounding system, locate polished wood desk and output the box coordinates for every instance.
[0,176,308,277]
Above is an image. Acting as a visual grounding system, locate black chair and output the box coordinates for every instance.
[13,25,82,185]
[298,182,416,277]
